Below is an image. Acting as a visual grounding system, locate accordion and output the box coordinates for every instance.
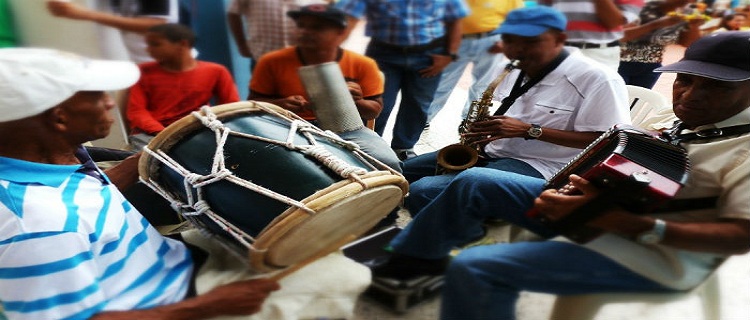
[530,125,691,243]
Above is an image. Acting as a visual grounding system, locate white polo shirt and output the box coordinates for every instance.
[484,51,632,179]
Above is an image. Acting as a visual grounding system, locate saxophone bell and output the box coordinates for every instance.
[436,144,480,173]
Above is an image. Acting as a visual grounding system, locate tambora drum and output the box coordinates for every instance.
[138,101,408,272]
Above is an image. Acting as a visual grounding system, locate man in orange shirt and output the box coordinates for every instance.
[249,4,401,172]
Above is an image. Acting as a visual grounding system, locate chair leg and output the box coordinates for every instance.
[698,274,721,320]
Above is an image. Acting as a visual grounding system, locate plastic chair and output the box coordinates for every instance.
[549,271,721,320]
[626,85,673,130]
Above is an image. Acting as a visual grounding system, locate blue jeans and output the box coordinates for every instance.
[618,61,662,89]
[388,168,674,319]
[366,43,444,150]
[442,242,674,319]
[402,151,544,215]
[427,34,505,121]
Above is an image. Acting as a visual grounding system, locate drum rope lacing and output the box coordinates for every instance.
[140,104,399,253]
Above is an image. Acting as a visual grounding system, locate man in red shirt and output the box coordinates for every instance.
[127,23,240,149]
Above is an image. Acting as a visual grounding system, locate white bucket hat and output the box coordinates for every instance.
[0,48,140,122]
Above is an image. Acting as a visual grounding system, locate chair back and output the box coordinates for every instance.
[627,85,675,130]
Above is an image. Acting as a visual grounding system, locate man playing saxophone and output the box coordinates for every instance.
[401,6,631,216]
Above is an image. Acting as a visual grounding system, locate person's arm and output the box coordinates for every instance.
[249,90,311,114]
[346,81,382,120]
[420,19,462,77]
[227,12,252,58]
[103,152,141,191]
[592,0,627,29]
[465,116,603,149]
[676,18,704,47]
[214,66,241,104]
[444,19,463,57]
[90,279,280,320]
[620,15,684,42]
[47,1,167,33]
[534,175,750,255]
[126,80,166,134]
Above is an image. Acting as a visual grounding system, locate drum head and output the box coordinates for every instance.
[250,172,407,271]
[138,101,409,272]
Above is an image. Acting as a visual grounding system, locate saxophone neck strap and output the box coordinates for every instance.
[494,49,570,116]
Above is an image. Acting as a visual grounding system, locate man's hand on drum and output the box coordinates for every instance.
[104,152,142,191]
[276,95,311,113]
[463,115,531,145]
[90,279,280,320]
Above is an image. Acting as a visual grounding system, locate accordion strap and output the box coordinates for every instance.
[664,123,750,144]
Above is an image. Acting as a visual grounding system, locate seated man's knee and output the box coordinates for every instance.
[405,175,453,215]
[446,249,484,280]
[402,152,439,182]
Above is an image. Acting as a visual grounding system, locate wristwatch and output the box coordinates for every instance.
[637,219,667,245]
[526,124,543,140]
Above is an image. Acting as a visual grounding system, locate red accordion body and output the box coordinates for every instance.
[530,125,690,242]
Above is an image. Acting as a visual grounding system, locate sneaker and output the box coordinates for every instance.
[393,149,417,161]
[371,254,450,280]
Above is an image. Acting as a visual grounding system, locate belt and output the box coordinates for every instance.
[462,31,495,39]
[370,38,445,54]
[565,40,620,49]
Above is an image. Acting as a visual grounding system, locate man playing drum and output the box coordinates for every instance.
[0,48,279,320]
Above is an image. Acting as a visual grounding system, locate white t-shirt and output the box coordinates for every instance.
[484,51,632,179]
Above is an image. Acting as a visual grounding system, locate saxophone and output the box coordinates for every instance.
[436,60,519,173]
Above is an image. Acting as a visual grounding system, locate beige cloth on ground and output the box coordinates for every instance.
[182,229,371,320]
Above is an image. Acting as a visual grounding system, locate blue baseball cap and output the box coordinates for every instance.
[498,6,567,37]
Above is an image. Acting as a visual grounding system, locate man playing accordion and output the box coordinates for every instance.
[373,31,750,320]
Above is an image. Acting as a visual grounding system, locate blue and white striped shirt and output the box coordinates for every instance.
[334,0,470,46]
[0,150,192,320]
